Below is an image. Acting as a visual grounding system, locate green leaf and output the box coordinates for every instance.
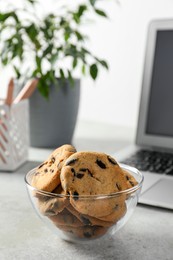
[15,34,24,60]
[0,12,12,22]
[99,59,109,69]
[13,65,21,79]
[90,63,98,80]
[26,0,36,4]
[81,47,91,55]
[47,70,56,84]
[94,9,108,18]
[59,68,65,79]
[64,31,70,42]
[25,24,38,38]
[24,23,41,49]
[1,56,8,66]
[75,31,84,41]
[73,13,80,24]
[40,14,56,39]
[72,5,87,24]
[0,12,19,23]
[11,12,20,23]
[72,58,78,69]
[67,70,74,86]
[49,53,59,66]
[82,64,86,75]
[37,77,50,99]
[60,17,66,27]
[89,0,97,6]
[64,44,78,57]
[32,68,41,78]
[43,44,53,56]
[77,5,87,17]
[38,84,49,99]
[36,56,42,71]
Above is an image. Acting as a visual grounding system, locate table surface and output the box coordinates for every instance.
[0,121,173,260]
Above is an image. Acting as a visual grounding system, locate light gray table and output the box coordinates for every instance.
[0,122,173,260]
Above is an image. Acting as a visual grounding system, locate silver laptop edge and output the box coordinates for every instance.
[115,19,173,210]
[136,19,173,152]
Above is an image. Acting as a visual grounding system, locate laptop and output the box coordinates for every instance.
[115,19,173,210]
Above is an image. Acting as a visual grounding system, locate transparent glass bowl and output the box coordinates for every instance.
[25,164,144,243]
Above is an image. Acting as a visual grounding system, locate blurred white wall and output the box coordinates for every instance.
[78,0,173,129]
[1,0,173,129]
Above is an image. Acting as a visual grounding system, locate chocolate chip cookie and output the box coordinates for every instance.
[67,204,114,227]
[60,151,129,217]
[37,185,69,216]
[57,224,108,240]
[97,201,127,223]
[49,208,83,227]
[31,144,76,192]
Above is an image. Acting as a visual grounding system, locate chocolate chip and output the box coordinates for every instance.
[96,159,106,169]
[44,169,48,173]
[87,170,93,177]
[76,173,84,179]
[107,156,117,165]
[81,216,91,225]
[83,231,92,238]
[71,168,75,174]
[38,162,46,169]
[126,176,135,186]
[129,181,135,187]
[65,158,78,166]
[114,204,119,210]
[73,191,79,200]
[51,157,55,163]
[116,182,122,191]
[126,175,130,181]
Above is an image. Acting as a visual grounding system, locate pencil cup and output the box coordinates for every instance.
[0,100,29,171]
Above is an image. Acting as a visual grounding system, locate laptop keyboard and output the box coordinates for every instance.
[121,150,173,175]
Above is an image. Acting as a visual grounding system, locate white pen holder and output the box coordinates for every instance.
[0,100,29,171]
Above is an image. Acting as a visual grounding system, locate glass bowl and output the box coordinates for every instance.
[25,164,144,243]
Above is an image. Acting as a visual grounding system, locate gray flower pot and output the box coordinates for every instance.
[29,79,80,148]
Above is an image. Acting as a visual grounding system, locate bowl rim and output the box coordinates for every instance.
[24,163,144,199]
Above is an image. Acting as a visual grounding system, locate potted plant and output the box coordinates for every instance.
[0,0,109,147]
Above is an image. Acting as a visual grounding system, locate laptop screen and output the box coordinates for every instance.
[136,20,173,150]
[146,30,173,137]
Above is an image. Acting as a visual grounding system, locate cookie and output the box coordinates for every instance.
[67,204,114,228]
[60,151,129,217]
[31,144,76,192]
[56,225,108,240]
[122,169,138,189]
[49,208,83,227]
[97,201,127,223]
[48,144,76,161]
[37,185,69,216]
[74,225,108,239]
